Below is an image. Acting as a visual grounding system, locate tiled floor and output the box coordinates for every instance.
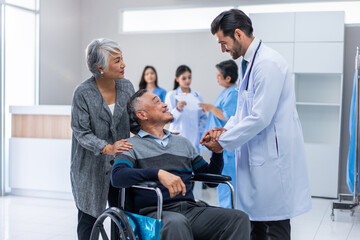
[0,187,359,240]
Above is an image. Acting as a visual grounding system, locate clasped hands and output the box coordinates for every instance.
[158,127,226,198]
[200,127,227,153]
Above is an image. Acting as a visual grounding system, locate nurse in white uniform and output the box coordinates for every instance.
[202,9,312,240]
[165,65,207,153]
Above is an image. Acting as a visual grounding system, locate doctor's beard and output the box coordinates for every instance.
[230,39,243,60]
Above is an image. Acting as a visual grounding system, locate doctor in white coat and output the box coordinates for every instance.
[201,9,311,240]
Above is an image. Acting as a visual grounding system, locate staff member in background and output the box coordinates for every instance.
[165,65,207,153]
[201,9,311,240]
[139,65,167,102]
[71,38,135,240]
[199,59,238,209]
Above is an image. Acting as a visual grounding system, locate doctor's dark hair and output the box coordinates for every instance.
[139,66,159,90]
[216,60,238,84]
[173,65,192,90]
[127,89,147,134]
[211,9,253,39]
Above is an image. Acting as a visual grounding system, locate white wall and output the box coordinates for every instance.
[39,0,82,105]
[39,0,352,104]
[38,0,242,104]
[79,0,235,103]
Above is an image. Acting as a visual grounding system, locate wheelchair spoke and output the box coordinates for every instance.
[99,224,110,240]
[90,207,136,240]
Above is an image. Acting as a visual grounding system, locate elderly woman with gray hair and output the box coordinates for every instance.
[71,38,135,240]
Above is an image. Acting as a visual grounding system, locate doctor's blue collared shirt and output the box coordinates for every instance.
[138,129,171,147]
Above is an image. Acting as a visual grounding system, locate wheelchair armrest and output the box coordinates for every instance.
[128,181,163,219]
[191,173,232,183]
[191,173,235,209]
[132,181,158,189]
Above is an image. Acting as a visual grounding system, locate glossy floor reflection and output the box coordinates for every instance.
[1,186,359,240]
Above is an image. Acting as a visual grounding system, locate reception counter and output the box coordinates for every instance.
[9,105,72,199]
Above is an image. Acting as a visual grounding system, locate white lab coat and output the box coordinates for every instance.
[165,87,207,153]
[218,39,312,221]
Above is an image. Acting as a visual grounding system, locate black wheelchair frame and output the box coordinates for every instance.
[90,173,234,240]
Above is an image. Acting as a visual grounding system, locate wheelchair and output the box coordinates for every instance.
[90,173,235,240]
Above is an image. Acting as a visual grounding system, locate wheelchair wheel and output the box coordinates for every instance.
[90,207,136,240]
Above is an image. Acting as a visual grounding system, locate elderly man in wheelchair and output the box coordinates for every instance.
[91,89,250,240]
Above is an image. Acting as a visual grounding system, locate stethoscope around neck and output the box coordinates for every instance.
[244,40,262,91]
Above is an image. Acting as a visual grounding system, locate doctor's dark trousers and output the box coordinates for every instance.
[251,219,291,240]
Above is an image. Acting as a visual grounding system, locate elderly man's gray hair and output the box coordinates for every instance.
[127,89,147,134]
[86,38,122,78]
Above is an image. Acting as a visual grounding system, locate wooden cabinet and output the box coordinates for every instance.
[9,106,72,199]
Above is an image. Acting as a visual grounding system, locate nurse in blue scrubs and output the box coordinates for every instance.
[199,60,238,209]
[139,66,167,102]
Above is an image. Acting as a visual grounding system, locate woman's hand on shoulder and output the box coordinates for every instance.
[102,139,132,155]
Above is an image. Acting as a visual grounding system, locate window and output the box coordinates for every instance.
[0,0,39,194]
[120,6,234,33]
[5,0,38,10]
[121,1,360,33]
[4,5,38,106]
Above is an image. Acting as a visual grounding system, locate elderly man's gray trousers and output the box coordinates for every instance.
[140,201,250,240]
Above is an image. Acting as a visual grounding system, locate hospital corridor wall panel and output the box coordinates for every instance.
[295,11,344,42]
[294,42,344,73]
[251,12,295,42]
